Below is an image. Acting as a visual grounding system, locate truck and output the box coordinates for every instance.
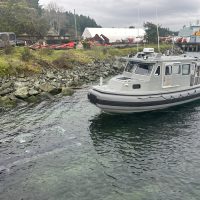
[0,32,16,48]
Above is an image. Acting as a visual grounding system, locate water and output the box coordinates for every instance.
[0,88,200,200]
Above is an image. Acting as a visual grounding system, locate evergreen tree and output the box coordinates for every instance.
[0,0,49,37]
[144,22,178,43]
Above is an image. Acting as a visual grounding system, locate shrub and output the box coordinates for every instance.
[21,47,33,61]
[3,45,15,55]
[52,50,92,68]
[82,40,91,49]
[39,48,53,56]
[0,59,10,76]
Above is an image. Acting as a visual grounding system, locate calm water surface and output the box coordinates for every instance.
[0,88,200,200]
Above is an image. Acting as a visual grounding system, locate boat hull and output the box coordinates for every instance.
[88,87,200,113]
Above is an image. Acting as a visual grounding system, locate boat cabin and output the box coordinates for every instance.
[108,48,200,93]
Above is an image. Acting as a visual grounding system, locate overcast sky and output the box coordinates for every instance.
[39,0,200,31]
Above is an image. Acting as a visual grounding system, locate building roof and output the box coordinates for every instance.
[82,28,145,43]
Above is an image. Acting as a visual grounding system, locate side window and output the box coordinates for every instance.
[165,65,172,75]
[155,66,160,76]
[197,66,200,77]
[182,64,190,75]
[173,64,181,74]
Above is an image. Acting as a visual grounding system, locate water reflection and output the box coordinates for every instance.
[90,102,199,143]
[89,102,200,175]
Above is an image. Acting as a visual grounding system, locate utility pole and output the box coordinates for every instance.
[74,9,78,40]
[137,8,140,52]
[156,8,160,53]
[172,34,175,54]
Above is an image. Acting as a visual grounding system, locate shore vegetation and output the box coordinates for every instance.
[0,44,171,77]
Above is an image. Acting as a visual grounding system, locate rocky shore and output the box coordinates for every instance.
[0,58,124,108]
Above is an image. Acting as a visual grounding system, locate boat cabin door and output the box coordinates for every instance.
[194,64,200,85]
[190,63,196,86]
[162,64,173,87]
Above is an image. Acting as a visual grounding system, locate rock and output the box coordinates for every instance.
[29,88,39,96]
[51,82,61,88]
[0,88,14,96]
[14,87,29,99]
[27,95,39,103]
[46,72,56,79]
[57,75,63,80]
[17,77,28,82]
[0,81,13,96]
[39,83,54,92]
[0,96,16,108]
[9,93,27,104]
[49,88,62,95]
[61,87,74,96]
[39,92,54,100]
[103,71,109,76]
[33,81,40,89]
[14,81,29,88]
[0,81,12,90]
[18,73,25,78]
[104,63,110,68]
[39,83,61,95]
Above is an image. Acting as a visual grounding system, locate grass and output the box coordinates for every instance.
[0,44,172,77]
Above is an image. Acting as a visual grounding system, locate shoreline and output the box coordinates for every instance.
[0,58,124,108]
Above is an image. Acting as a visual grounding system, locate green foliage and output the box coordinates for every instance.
[26,0,40,10]
[0,96,16,108]
[81,41,91,49]
[60,11,101,37]
[3,45,15,55]
[144,22,178,43]
[52,50,92,68]
[86,47,111,61]
[0,0,49,37]
[0,59,10,76]
[39,48,53,56]
[21,47,33,61]
[0,44,172,77]
[75,14,101,34]
[0,1,99,38]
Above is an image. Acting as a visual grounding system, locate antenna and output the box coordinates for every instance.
[156,8,160,53]
[137,8,140,52]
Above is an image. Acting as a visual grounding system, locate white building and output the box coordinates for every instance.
[82,28,145,43]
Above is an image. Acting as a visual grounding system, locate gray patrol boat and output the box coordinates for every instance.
[88,48,200,113]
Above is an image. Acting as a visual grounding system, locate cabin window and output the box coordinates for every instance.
[137,53,145,58]
[173,64,181,74]
[155,66,160,76]
[165,65,172,75]
[135,63,153,75]
[125,61,137,73]
[182,64,190,75]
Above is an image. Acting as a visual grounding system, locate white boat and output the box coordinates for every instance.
[88,48,200,113]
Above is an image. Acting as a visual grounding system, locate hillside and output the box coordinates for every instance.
[61,11,101,38]
[0,0,101,38]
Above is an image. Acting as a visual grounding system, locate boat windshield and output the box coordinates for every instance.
[135,63,153,75]
[124,61,138,73]
[125,61,154,75]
